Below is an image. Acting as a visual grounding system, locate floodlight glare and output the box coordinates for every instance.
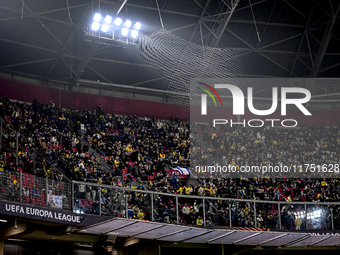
[101,24,109,32]
[104,15,112,24]
[124,20,132,28]
[131,30,139,38]
[114,18,122,26]
[121,27,129,36]
[93,13,102,22]
[133,22,141,30]
[92,21,100,31]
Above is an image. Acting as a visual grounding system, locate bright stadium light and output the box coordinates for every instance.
[93,13,102,22]
[114,17,122,26]
[121,27,129,36]
[314,210,321,217]
[87,13,142,43]
[133,22,141,30]
[124,20,131,28]
[101,23,109,32]
[92,21,100,31]
[131,30,139,38]
[104,15,112,24]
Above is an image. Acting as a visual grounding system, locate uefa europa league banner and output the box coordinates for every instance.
[0,200,110,227]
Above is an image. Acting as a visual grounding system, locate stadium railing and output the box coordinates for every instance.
[0,169,72,211]
[1,172,338,231]
[71,180,340,231]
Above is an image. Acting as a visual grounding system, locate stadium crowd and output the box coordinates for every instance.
[1,95,340,230]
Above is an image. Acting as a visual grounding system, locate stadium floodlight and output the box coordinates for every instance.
[92,21,100,31]
[87,14,141,43]
[114,17,122,26]
[131,30,139,38]
[124,20,131,28]
[101,24,109,32]
[133,22,141,30]
[93,13,102,22]
[121,27,129,36]
[104,15,112,24]
[133,22,142,30]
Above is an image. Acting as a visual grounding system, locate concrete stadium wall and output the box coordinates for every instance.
[0,77,188,120]
[1,75,340,125]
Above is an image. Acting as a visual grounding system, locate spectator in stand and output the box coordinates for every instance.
[0,94,340,229]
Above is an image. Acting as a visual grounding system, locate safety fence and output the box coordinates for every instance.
[0,169,72,211]
[72,181,340,231]
[1,169,339,232]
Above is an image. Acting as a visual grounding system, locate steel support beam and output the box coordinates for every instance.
[1,58,55,69]
[73,43,99,81]
[204,18,305,29]
[289,1,315,77]
[0,14,84,27]
[233,0,267,14]
[45,3,91,80]
[246,0,277,75]
[226,27,291,74]
[86,66,113,83]
[0,0,45,65]
[127,3,305,29]
[258,33,302,50]
[89,57,155,69]
[18,0,68,52]
[210,0,240,47]
[0,37,58,54]
[313,3,340,76]
[189,0,211,42]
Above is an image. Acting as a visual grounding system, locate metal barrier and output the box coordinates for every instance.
[72,180,340,231]
[0,169,72,211]
[0,170,339,232]
[0,172,339,231]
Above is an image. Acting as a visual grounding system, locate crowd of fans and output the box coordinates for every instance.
[192,123,340,177]
[1,95,340,230]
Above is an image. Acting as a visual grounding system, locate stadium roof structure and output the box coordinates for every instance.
[1,0,340,97]
[80,218,340,247]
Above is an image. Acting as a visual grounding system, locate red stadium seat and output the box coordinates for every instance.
[30,197,36,204]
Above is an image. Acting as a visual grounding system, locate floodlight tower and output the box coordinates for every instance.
[87,0,142,44]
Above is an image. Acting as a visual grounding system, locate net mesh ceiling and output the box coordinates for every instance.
[138,29,245,118]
